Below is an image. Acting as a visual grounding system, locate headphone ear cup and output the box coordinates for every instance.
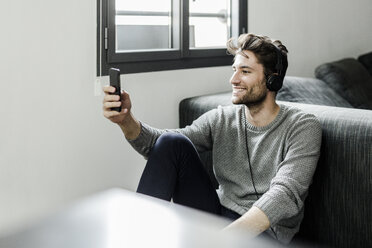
[266,75,283,92]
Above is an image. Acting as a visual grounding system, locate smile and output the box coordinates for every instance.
[232,87,246,94]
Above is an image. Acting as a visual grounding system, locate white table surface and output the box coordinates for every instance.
[0,188,281,248]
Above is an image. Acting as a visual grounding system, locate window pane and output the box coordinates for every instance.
[189,0,231,48]
[115,0,172,52]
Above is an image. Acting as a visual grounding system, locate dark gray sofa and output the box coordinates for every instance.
[178,53,372,247]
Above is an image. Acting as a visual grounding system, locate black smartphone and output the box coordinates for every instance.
[109,68,122,112]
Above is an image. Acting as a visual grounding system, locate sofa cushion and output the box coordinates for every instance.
[315,58,372,109]
[358,51,372,76]
[277,76,353,108]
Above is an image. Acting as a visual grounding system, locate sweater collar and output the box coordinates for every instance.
[241,104,287,132]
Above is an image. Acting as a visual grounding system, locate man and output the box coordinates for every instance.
[102,33,322,244]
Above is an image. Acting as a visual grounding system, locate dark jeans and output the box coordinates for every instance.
[137,132,241,221]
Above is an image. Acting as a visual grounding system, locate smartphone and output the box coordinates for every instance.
[109,68,122,112]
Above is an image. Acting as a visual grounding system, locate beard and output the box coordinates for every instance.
[231,79,268,107]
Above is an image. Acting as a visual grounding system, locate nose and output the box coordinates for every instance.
[230,71,240,85]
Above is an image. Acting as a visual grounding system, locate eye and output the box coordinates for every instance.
[242,70,250,74]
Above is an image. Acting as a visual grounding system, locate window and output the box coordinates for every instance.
[97,0,247,75]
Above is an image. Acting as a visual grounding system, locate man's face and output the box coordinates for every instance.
[230,50,268,106]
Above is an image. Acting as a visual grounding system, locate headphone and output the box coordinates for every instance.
[266,45,284,92]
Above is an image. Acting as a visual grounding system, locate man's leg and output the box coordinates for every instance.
[137,132,221,215]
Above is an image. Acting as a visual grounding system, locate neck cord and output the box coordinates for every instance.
[243,109,259,196]
[242,107,278,240]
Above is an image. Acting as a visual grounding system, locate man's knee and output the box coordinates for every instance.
[153,132,194,153]
[156,132,189,147]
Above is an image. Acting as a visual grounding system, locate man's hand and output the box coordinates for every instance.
[102,86,141,140]
[102,86,132,125]
[223,206,270,237]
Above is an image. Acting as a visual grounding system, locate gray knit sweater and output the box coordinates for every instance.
[128,103,322,244]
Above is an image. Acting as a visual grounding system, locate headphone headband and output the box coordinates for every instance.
[273,45,283,77]
[266,45,284,92]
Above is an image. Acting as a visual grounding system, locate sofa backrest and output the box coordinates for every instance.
[358,51,372,76]
[179,76,353,129]
[283,102,372,248]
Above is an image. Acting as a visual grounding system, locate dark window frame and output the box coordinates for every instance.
[97,0,247,75]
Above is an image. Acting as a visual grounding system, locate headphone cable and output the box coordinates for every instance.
[242,107,278,240]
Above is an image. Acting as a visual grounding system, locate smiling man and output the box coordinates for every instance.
[102,33,322,244]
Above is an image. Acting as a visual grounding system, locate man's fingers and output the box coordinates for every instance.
[103,85,116,93]
[103,101,122,109]
[102,88,131,123]
[103,110,121,119]
[103,108,129,120]
[103,94,120,103]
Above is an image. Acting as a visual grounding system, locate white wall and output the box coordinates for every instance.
[248,0,372,77]
[0,0,371,235]
[0,0,231,234]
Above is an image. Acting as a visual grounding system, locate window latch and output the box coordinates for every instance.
[104,27,108,50]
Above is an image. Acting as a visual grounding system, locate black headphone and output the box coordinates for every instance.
[266,45,284,92]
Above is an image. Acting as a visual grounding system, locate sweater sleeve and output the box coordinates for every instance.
[126,109,217,159]
[253,114,322,226]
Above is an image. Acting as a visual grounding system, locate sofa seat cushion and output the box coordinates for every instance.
[315,58,372,109]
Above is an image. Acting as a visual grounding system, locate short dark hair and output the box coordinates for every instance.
[227,33,289,78]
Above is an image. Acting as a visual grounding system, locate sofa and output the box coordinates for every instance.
[178,53,372,247]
